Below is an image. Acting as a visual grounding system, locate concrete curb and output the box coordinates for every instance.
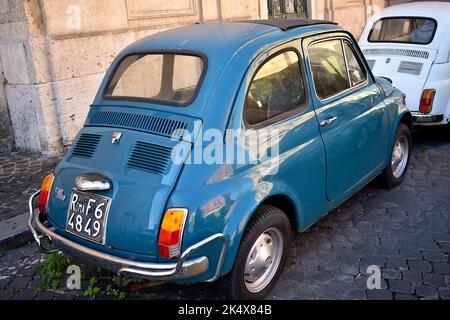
[0,213,33,253]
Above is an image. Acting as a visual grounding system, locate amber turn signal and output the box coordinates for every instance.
[158,208,188,259]
[419,89,436,114]
[38,173,54,215]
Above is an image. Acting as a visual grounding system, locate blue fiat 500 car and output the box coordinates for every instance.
[29,19,412,299]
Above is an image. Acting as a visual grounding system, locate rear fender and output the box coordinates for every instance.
[424,63,450,118]
[220,182,301,276]
[172,177,301,282]
[385,91,412,164]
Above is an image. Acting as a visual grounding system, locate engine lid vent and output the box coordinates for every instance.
[127,141,172,175]
[398,61,423,76]
[87,111,188,139]
[363,48,429,59]
[71,133,101,158]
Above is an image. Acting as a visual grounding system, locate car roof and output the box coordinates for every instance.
[241,19,337,31]
[120,20,341,58]
[96,21,343,120]
[373,1,450,23]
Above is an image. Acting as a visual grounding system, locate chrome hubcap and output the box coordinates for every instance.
[244,227,283,293]
[391,135,409,179]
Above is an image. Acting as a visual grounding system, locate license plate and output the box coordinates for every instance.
[66,189,111,244]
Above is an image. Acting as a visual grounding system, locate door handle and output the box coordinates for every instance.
[320,116,338,127]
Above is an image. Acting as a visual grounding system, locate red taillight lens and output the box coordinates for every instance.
[419,89,436,114]
[38,173,54,215]
[158,208,188,259]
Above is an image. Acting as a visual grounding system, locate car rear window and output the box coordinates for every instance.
[368,17,437,45]
[104,53,204,106]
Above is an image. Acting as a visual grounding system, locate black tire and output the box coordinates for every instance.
[220,205,292,300]
[380,123,412,189]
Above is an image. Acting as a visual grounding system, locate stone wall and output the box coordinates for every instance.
[0,55,14,154]
[0,1,21,154]
[1,0,385,156]
[0,0,267,155]
[312,0,385,38]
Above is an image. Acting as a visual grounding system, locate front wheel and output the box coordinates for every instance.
[221,205,291,299]
[380,123,412,189]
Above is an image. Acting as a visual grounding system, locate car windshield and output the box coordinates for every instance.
[369,17,436,45]
[104,53,204,106]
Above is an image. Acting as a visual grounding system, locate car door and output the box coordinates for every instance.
[233,42,328,229]
[304,34,389,202]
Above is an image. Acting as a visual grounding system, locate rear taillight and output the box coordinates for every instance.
[38,173,54,215]
[158,208,188,259]
[419,89,436,114]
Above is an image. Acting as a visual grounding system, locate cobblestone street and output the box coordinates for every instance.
[0,127,449,300]
[0,153,60,222]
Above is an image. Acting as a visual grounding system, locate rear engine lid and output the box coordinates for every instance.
[361,44,437,111]
[47,106,200,258]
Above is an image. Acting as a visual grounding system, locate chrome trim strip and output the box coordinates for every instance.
[75,173,112,191]
[118,257,208,278]
[28,190,58,253]
[28,191,227,281]
[412,113,444,123]
[412,113,444,118]
[319,116,338,127]
[205,233,228,282]
[28,190,42,245]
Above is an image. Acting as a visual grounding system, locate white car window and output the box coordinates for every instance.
[369,17,436,45]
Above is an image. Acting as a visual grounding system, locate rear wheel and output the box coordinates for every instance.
[221,205,291,299]
[380,123,411,189]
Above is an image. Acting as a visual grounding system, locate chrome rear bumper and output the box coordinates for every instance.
[413,113,444,125]
[28,191,227,282]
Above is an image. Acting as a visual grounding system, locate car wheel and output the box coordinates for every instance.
[380,123,411,189]
[221,205,291,299]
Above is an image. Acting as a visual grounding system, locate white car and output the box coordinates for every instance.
[359,2,450,126]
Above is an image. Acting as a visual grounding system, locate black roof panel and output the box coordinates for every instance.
[241,19,338,31]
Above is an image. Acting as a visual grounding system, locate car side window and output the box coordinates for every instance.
[343,41,367,86]
[308,39,350,100]
[244,50,307,126]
